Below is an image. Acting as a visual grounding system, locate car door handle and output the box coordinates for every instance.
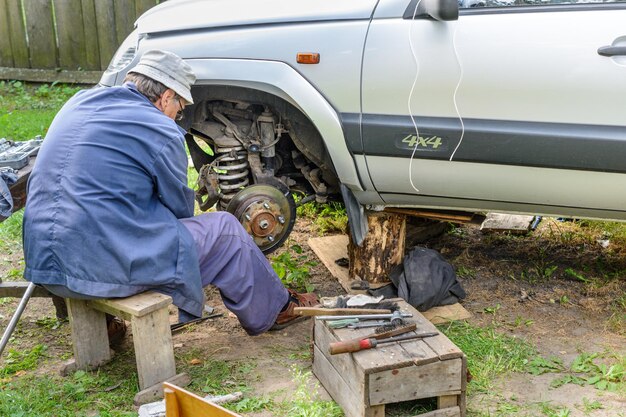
[598,45,626,57]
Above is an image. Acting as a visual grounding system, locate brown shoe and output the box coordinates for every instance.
[271,290,319,330]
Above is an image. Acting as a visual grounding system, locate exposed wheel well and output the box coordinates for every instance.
[184,84,339,190]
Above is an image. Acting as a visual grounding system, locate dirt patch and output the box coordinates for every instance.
[1,217,624,416]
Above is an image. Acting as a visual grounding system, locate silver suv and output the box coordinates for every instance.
[100,0,626,252]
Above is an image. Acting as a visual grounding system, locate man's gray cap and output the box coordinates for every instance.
[129,49,196,104]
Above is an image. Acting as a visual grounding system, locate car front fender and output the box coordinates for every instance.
[187,58,363,192]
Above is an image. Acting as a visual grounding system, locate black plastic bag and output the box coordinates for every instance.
[370,247,466,311]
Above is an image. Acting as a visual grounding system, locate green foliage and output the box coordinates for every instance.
[526,356,565,375]
[0,370,137,416]
[228,396,273,413]
[528,351,626,393]
[296,199,347,235]
[578,397,603,414]
[439,321,535,393]
[0,344,47,376]
[0,80,81,141]
[271,244,317,292]
[279,366,343,417]
[455,265,475,278]
[35,316,63,330]
[178,353,255,396]
[483,304,501,315]
[539,403,571,417]
[0,209,24,242]
[564,268,591,284]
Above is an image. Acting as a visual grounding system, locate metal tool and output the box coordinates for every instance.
[377,331,439,345]
[330,330,439,355]
[294,307,392,316]
[170,312,223,332]
[316,312,412,321]
[0,282,36,357]
[329,323,417,355]
[347,320,390,329]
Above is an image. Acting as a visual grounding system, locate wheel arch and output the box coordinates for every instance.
[183,58,363,191]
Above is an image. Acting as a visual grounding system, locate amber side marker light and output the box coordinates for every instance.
[297,52,320,64]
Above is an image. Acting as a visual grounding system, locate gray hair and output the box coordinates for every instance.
[124,72,168,103]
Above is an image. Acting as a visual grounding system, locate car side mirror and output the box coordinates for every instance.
[404,0,459,22]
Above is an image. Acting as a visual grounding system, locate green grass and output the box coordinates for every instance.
[274,366,343,417]
[0,80,81,141]
[0,208,24,240]
[296,199,348,235]
[0,344,48,377]
[0,370,137,417]
[439,321,536,393]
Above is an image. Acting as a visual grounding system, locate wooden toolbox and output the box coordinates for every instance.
[313,300,466,417]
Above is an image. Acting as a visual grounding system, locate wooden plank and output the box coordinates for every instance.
[308,235,352,292]
[313,345,364,417]
[417,406,461,417]
[480,213,535,234]
[23,0,57,69]
[88,291,172,319]
[134,372,191,406]
[54,0,87,70]
[385,208,477,224]
[66,298,111,368]
[0,0,15,67]
[331,323,417,374]
[80,0,101,70]
[315,320,368,394]
[114,0,136,46]
[422,334,464,361]
[163,382,242,417]
[437,395,458,409]
[131,307,176,389]
[135,0,157,18]
[94,0,118,70]
[0,282,54,298]
[0,66,101,83]
[6,0,29,68]
[364,405,385,417]
[368,359,462,405]
[399,337,440,366]
[422,304,472,325]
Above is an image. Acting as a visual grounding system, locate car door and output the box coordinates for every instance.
[360,0,626,218]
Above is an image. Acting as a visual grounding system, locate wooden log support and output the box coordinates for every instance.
[348,211,406,285]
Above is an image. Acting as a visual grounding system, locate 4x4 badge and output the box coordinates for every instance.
[400,134,443,150]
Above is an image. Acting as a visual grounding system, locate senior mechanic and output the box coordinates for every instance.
[22,49,317,336]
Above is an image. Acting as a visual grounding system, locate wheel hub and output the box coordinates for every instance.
[226,184,296,253]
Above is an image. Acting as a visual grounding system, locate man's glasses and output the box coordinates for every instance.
[175,96,185,121]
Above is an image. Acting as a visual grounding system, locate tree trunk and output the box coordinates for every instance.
[348,211,406,285]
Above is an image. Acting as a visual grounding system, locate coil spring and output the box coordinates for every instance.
[215,145,249,210]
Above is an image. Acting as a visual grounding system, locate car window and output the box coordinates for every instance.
[460,0,626,8]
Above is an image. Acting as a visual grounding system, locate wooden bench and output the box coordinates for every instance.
[64,291,189,405]
[313,299,466,417]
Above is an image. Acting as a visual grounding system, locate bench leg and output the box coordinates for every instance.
[363,405,385,417]
[66,298,111,368]
[131,307,176,389]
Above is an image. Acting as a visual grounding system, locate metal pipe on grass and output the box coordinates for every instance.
[0,282,36,357]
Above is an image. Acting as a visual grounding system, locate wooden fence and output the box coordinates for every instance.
[0,0,163,83]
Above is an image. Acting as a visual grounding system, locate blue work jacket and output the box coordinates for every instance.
[23,83,203,316]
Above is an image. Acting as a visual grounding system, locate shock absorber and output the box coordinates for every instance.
[213,135,250,210]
